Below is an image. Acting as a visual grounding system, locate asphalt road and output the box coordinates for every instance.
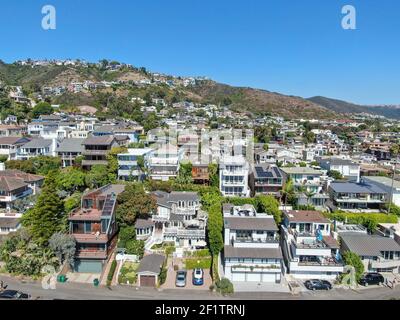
[1,275,400,300]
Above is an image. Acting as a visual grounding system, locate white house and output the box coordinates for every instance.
[219,155,250,197]
[223,204,283,283]
[117,148,153,181]
[147,143,184,181]
[281,210,344,280]
[362,176,400,207]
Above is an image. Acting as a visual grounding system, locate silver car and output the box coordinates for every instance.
[175,270,187,287]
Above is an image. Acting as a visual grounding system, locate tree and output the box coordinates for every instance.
[207,203,223,256]
[176,162,193,185]
[116,183,157,226]
[31,102,54,119]
[343,251,364,282]
[208,163,219,188]
[21,171,65,245]
[329,170,343,180]
[118,225,136,249]
[85,165,110,189]
[107,146,128,179]
[56,167,86,193]
[257,195,282,224]
[281,178,296,207]
[126,240,145,258]
[49,232,76,267]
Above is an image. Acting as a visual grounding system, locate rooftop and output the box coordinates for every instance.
[340,233,400,256]
[224,216,278,231]
[224,245,283,259]
[330,182,387,194]
[284,210,329,223]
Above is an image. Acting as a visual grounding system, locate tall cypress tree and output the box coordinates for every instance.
[22,170,64,245]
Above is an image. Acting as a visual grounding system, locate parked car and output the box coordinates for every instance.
[0,290,31,300]
[192,268,204,286]
[359,273,385,287]
[304,279,332,291]
[175,270,187,287]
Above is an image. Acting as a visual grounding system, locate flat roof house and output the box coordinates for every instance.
[362,176,400,207]
[249,164,283,198]
[281,210,344,280]
[223,204,283,284]
[328,182,387,212]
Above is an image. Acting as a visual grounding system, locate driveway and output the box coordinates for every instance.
[161,258,212,290]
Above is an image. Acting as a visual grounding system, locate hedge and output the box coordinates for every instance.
[107,260,117,286]
[327,211,398,231]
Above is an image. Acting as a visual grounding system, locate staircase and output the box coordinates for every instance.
[144,234,164,253]
[102,194,115,216]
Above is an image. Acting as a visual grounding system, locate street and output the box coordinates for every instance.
[1,275,400,300]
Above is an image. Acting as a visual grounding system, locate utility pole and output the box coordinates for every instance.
[388,155,398,214]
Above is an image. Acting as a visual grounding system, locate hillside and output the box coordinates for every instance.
[187,81,337,119]
[308,96,400,120]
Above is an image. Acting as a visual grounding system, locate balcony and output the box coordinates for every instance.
[72,233,109,244]
[164,227,206,239]
[370,259,400,269]
[152,215,169,222]
[76,249,108,259]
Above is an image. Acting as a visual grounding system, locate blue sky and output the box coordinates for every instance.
[1,0,399,105]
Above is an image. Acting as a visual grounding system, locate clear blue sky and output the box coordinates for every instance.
[1,0,399,105]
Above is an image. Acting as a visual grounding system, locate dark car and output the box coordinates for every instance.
[359,273,385,287]
[304,279,332,291]
[0,290,31,300]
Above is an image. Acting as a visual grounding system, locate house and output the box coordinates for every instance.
[16,139,58,160]
[137,254,166,287]
[56,138,85,167]
[117,148,153,181]
[135,219,155,241]
[191,163,210,185]
[0,217,20,235]
[81,136,119,170]
[222,204,283,283]
[149,191,207,250]
[328,182,387,212]
[147,143,184,181]
[249,164,283,198]
[0,125,27,137]
[280,167,328,208]
[362,176,400,207]
[0,167,44,196]
[340,233,400,274]
[219,155,250,197]
[0,137,31,160]
[318,157,360,182]
[280,210,344,280]
[68,184,126,273]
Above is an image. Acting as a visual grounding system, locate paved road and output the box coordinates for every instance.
[1,275,400,300]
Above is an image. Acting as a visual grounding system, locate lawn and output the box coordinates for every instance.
[184,257,212,270]
[118,262,139,285]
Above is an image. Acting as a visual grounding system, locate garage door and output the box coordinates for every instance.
[247,273,262,282]
[261,273,277,283]
[231,272,246,282]
[140,275,156,287]
[74,260,103,273]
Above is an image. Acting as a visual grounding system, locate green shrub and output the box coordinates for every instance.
[328,211,398,232]
[216,278,234,295]
[159,262,168,285]
[211,254,220,283]
[107,260,117,286]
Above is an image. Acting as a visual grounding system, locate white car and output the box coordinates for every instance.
[192,268,204,286]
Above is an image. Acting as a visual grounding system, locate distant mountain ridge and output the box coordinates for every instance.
[308,96,400,120]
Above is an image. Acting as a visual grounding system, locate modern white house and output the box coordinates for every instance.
[318,157,360,182]
[219,155,250,197]
[222,204,283,283]
[362,176,400,207]
[147,143,184,181]
[281,210,344,280]
[117,148,153,181]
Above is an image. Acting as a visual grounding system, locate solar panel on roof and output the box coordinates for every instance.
[255,166,273,178]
